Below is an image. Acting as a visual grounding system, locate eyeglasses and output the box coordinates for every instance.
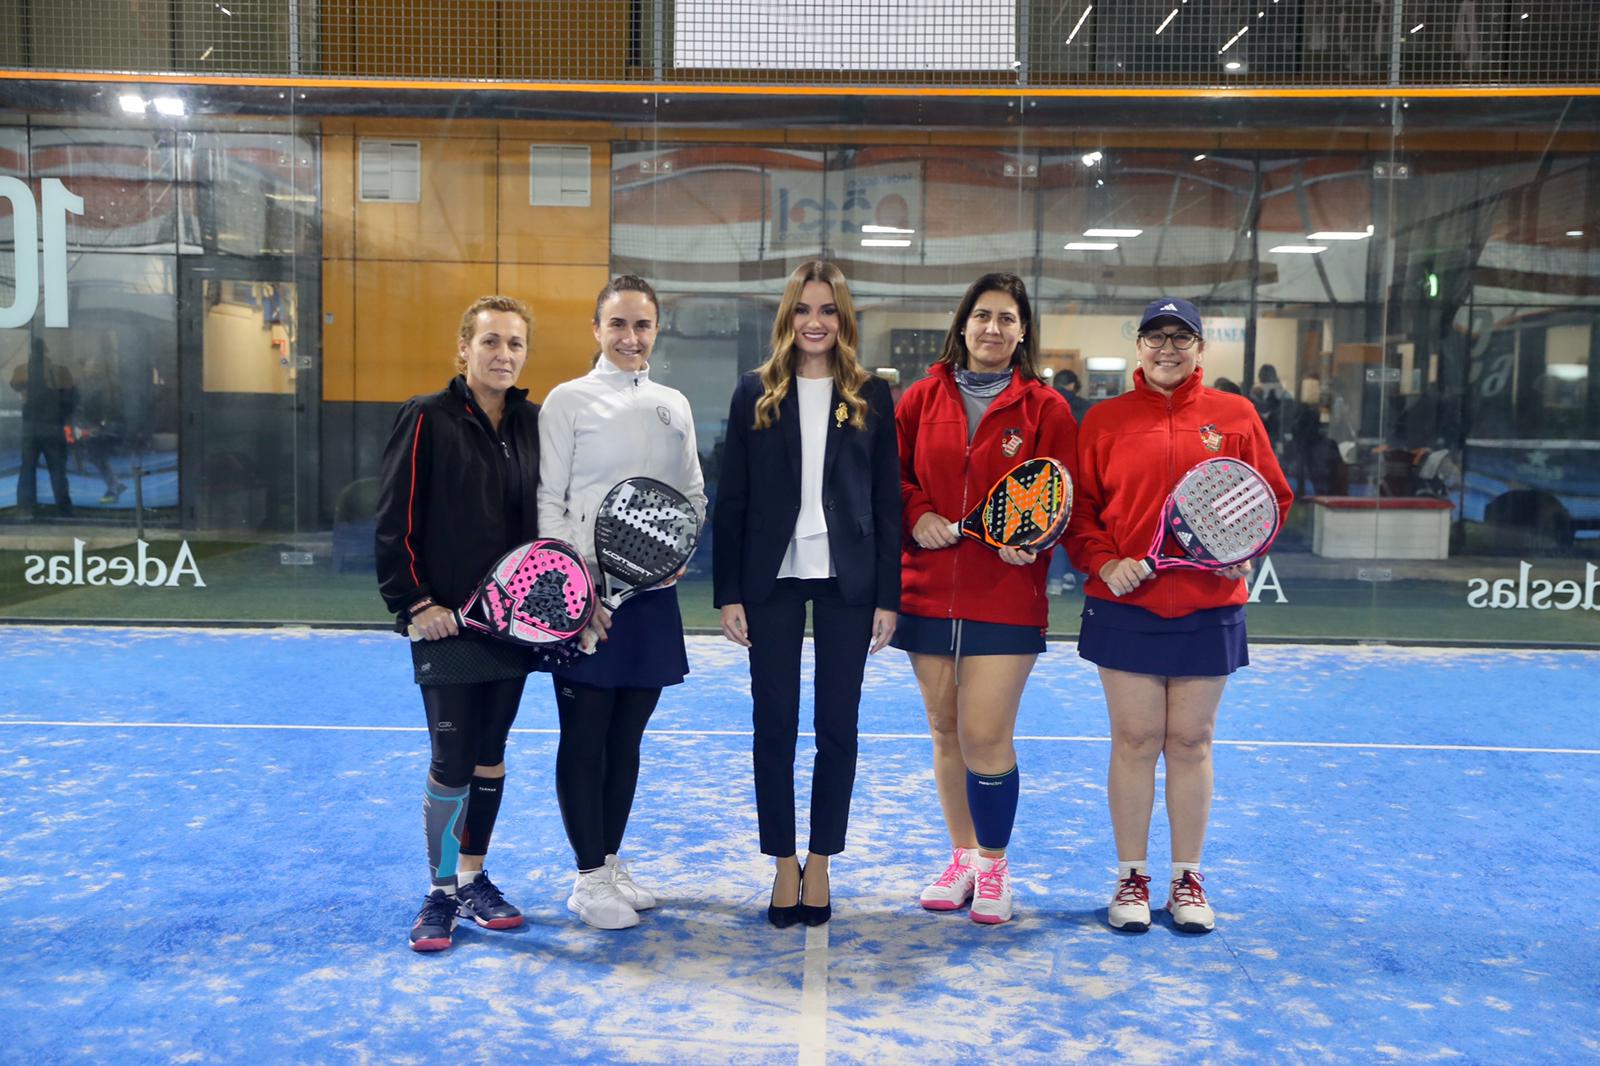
[1139,330,1199,351]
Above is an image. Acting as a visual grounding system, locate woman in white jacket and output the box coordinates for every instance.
[538,274,707,930]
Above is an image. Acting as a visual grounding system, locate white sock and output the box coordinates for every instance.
[457,870,483,890]
[578,866,604,878]
[1118,859,1148,880]
[1172,861,1201,883]
[431,882,457,897]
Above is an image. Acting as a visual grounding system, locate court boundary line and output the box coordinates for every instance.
[798,924,829,1066]
[1,719,1596,755]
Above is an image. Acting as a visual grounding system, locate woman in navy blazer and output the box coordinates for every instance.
[713,259,901,927]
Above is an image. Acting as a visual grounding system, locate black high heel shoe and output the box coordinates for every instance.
[798,863,831,927]
[767,863,801,928]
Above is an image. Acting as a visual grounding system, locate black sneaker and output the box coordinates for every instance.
[409,890,458,952]
[457,872,524,930]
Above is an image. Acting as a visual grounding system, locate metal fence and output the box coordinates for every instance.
[0,1,1596,88]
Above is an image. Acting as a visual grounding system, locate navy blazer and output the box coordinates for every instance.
[713,370,901,610]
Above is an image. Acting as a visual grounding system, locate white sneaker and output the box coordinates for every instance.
[1166,870,1215,933]
[919,847,978,911]
[1108,869,1152,932]
[567,868,639,929]
[605,853,657,911]
[969,854,1013,925]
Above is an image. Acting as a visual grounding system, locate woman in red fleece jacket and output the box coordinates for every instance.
[1066,297,1292,936]
[893,273,1077,926]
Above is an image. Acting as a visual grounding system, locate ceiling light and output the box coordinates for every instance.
[1410,22,1424,33]
[1219,25,1249,53]
[1084,228,1143,238]
[861,224,915,234]
[153,97,185,117]
[1082,151,1103,166]
[1065,242,1118,251]
[1156,9,1178,34]
[118,94,146,113]
[1223,60,1244,71]
[1269,244,1327,254]
[1193,153,1207,161]
[1086,357,1127,371]
[1566,229,1584,237]
[1306,231,1371,241]
[860,238,911,248]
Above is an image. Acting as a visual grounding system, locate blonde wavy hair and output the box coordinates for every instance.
[754,260,870,430]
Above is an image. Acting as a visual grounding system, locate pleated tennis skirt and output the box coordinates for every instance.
[1076,596,1248,678]
[553,585,689,689]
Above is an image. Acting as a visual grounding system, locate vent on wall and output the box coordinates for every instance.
[359,140,421,203]
[530,144,591,207]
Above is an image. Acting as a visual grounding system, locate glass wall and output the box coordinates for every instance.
[1,81,1597,642]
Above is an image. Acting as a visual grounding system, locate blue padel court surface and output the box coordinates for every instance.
[2,627,1598,1064]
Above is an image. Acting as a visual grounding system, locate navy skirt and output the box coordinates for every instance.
[891,611,1047,657]
[553,585,689,689]
[1076,596,1248,678]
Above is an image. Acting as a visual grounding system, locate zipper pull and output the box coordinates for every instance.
[500,440,510,459]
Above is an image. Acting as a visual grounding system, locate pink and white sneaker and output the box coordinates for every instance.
[918,847,978,911]
[1108,870,1152,932]
[969,854,1013,925]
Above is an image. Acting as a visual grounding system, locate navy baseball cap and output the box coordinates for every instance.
[1138,297,1203,336]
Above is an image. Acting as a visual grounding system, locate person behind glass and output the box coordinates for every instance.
[538,274,707,931]
[712,260,901,929]
[1065,297,1292,935]
[375,295,541,952]
[893,272,1078,926]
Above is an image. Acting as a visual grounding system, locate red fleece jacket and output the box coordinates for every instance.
[897,364,1078,628]
[1065,367,1293,618]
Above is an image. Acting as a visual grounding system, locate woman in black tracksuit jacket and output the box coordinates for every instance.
[376,295,541,953]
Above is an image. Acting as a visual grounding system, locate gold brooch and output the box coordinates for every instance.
[834,401,848,427]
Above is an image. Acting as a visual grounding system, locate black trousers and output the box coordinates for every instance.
[18,431,72,516]
[745,578,874,857]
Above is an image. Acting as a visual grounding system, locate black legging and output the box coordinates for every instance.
[552,678,661,871]
[421,677,525,858]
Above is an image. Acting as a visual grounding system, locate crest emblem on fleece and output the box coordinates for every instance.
[1198,424,1223,453]
[657,405,671,426]
[1000,429,1023,457]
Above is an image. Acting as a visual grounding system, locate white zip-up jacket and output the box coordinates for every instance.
[537,354,708,569]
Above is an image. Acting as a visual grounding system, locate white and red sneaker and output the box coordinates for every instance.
[969,854,1013,925]
[1108,870,1152,932]
[1166,870,1215,933]
[918,847,978,911]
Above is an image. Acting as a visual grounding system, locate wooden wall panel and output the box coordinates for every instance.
[497,137,612,266]
[499,262,611,404]
[353,134,498,262]
[322,259,356,403]
[352,260,498,404]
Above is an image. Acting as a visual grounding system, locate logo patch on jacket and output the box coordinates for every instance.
[656,405,671,426]
[1198,424,1223,453]
[1000,429,1023,457]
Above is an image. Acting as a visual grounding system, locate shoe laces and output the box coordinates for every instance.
[609,859,638,888]
[462,873,507,908]
[1170,870,1207,909]
[933,850,974,888]
[1114,871,1152,905]
[974,858,1009,901]
[417,892,457,927]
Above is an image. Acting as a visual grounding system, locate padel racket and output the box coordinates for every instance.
[947,457,1072,552]
[1138,457,1280,576]
[593,476,700,610]
[408,538,595,648]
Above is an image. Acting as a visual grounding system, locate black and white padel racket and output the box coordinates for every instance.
[592,476,700,611]
[1138,457,1280,576]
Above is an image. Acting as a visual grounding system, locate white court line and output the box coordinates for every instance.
[798,923,829,1066]
[0,719,1597,756]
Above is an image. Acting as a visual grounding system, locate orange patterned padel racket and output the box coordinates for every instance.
[947,457,1073,552]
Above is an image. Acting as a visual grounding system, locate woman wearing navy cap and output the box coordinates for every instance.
[1066,296,1292,934]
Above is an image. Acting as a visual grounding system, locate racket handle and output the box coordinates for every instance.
[945,521,960,537]
[1139,558,1155,577]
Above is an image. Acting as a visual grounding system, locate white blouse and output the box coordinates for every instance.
[777,375,835,581]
